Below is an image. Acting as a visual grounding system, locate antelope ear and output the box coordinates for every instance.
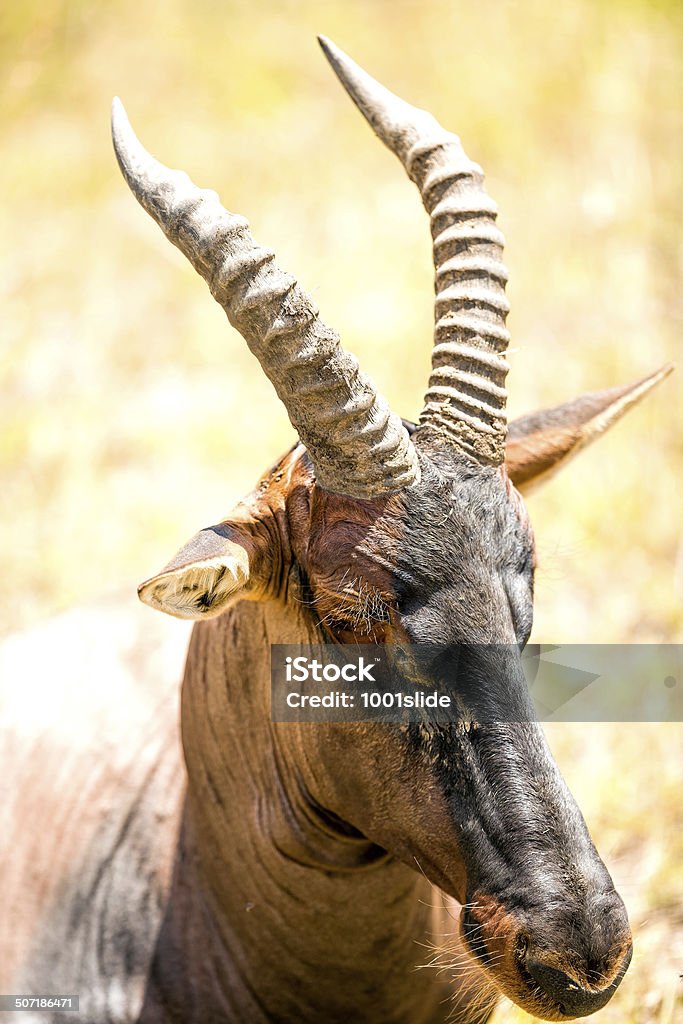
[506,364,673,494]
[138,521,266,620]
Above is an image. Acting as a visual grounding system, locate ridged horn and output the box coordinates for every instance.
[319,36,509,467]
[111,98,419,499]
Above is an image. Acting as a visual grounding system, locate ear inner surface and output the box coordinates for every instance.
[507,364,673,493]
[138,529,252,620]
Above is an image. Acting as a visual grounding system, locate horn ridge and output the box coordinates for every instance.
[318,37,509,466]
[111,97,420,498]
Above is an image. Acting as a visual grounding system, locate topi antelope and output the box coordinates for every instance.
[1,37,672,1024]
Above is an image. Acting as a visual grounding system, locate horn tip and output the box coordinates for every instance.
[317,34,347,76]
[110,97,148,192]
[316,34,335,55]
[111,95,126,129]
[111,96,132,154]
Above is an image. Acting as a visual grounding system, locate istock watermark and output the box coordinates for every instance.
[271,644,683,723]
[285,655,378,683]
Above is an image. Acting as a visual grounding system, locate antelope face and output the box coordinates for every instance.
[301,447,632,1020]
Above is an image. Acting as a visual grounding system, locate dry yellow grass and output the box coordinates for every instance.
[2,1,681,1020]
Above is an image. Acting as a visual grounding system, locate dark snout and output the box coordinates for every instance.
[524,942,632,1018]
[463,889,632,1020]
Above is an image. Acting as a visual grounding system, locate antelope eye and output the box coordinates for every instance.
[315,578,396,644]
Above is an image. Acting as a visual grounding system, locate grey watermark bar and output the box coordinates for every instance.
[271,644,683,723]
[0,997,79,1012]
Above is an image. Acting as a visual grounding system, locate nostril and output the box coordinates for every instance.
[584,959,605,988]
[526,960,589,1016]
[524,956,626,1017]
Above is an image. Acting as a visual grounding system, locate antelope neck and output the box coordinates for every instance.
[149,601,451,1024]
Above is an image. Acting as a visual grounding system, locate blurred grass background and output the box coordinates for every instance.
[1,0,681,1020]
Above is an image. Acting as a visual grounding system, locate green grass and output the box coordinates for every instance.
[2,1,681,1019]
